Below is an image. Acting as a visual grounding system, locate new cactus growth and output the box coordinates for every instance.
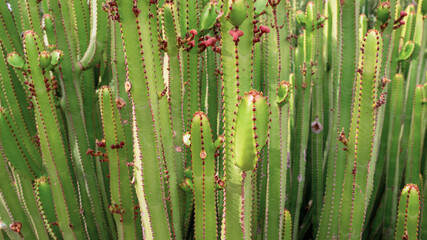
[233,91,268,171]
[394,184,421,240]
[0,0,426,239]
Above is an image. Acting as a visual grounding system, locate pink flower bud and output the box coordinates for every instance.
[229,29,239,42]
[237,29,244,37]
[189,29,198,36]
[86,149,94,155]
[205,39,214,47]
[259,25,270,33]
[188,40,195,48]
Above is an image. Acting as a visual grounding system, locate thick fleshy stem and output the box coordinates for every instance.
[23,30,86,240]
[99,86,137,239]
[291,2,315,237]
[394,184,421,240]
[190,111,217,239]
[338,29,382,240]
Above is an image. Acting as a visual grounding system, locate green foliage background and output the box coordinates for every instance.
[0,0,426,239]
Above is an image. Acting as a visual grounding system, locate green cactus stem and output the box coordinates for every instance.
[34,176,61,239]
[0,1,426,239]
[383,73,405,238]
[339,29,382,240]
[190,111,217,239]
[282,209,292,239]
[117,0,181,238]
[405,84,425,186]
[0,147,39,239]
[99,86,137,239]
[23,30,86,239]
[317,0,360,238]
[394,184,421,240]
[291,2,316,237]
[222,90,268,239]
[234,91,268,172]
[262,1,292,238]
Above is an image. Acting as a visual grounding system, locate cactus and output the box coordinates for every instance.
[0,0,426,239]
[190,112,217,239]
[338,29,382,240]
[394,184,421,240]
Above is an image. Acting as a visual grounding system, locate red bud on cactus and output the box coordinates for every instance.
[229,29,244,43]
[188,40,195,48]
[86,149,94,155]
[259,25,270,33]
[205,39,214,47]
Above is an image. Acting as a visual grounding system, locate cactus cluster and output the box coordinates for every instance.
[0,0,426,239]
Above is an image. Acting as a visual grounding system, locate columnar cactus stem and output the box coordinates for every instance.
[179,0,201,131]
[0,44,42,178]
[401,4,426,186]
[383,73,405,238]
[227,90,268,239]
[378,0,397,78]
[0,146,39,239]
[22,30,85,239]
[421,82,427,240]
[405,84,424,186]
[45,0,110,237]
[41,14,56,48]
[18,0,42,38]
[99,86,137,239]
[0,1,426,239]
[263,1,292,238]
[291,2,316,237]
[34,176,61,239]
[219,0,257,238]
[394,184,421,240]
[338,29,382,240]
[310,0,326,230]
[190,111,217,239]
[205,48,220,136]
[0,1,23,54]
[78,0,101,70]
[400,5,422,168]
[117,0,181,238]
[317,0,360,238]
[282,209,292,239]
[0,108,40,178]
[388,4,404,79]
[161,6,187,236]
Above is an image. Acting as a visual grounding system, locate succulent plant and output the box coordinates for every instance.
[0,0,426,239]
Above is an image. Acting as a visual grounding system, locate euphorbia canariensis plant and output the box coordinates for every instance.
[0,0,426,239]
